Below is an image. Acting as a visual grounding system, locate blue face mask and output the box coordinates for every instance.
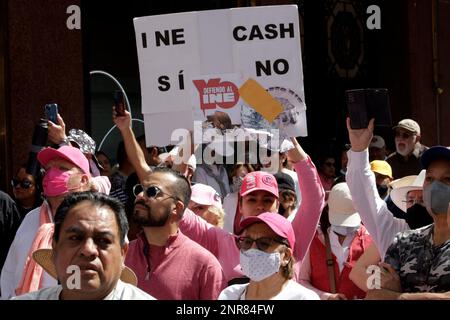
[423,181,450,215]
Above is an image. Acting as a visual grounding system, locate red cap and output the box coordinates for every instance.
[239,212,295,249]
[38,145,90,174]
[240,171,278,198]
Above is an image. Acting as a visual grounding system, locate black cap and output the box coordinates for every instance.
[274,172,296,193]
[420,146,450,169]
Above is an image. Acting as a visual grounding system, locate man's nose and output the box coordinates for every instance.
[80,238,98,258]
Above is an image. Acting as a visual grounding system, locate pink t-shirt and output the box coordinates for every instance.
[125,230,226,300]
[179,157,326,284]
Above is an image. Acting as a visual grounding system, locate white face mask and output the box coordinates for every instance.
[330,225,359,236]
[240,249,281,282]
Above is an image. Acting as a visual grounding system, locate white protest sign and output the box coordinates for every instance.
[134,5,306,147]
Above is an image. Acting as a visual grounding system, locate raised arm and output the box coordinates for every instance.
[113,108,151,183]
[288,137,325,262]
[178,208,225,257]
[346,118,408,258]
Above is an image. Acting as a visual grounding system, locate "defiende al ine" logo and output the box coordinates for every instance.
[193,78,240,115]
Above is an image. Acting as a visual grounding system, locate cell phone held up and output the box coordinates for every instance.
[114,90,126,116]
[345,88,392,129]
[44,103,59,124]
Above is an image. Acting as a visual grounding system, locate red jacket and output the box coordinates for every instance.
[309,225,372,299]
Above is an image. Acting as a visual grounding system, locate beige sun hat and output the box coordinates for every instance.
[390,170,425,213]
[32,249,137,286]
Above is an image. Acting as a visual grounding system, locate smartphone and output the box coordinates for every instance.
[44,103,59,123]
[346,88,392,129]
[114,90,126,116]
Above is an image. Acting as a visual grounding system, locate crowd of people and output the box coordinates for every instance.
[0,107,449,300]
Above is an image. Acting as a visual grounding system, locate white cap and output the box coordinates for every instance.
[390,169,425,213]
[370,135,385,149]
[190,183,222,207]
[328,182,361,227]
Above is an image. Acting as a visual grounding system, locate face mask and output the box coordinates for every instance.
[377,184,389,198]
[330,225,359,236]
[423,181,450,215]
[43,168,79,197]
[405,203,433,229]
[232,176,244,193]
[240,249,280,282]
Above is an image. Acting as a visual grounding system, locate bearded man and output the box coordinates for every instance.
[124,167,226,300]
[386,119,428,179]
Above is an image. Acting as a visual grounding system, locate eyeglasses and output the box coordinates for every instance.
[11,178,33,189]
[395,131,413,139]
[133,184,179,201]
[402,199,423,206]
[235,236,288,252]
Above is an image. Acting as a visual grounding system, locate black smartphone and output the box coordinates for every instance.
[346,88,392,129]
[114,90,126,116]
[44,103,59,123]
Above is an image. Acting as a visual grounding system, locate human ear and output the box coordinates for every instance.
[281,247,292,266]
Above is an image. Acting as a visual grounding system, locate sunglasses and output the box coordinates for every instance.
[133,184,179,201]
[11,178,33,189]
[236,236,288,252]
[395,131,413,139]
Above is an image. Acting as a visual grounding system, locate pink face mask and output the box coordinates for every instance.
[43,168,80,197]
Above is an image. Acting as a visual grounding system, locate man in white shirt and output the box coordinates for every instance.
[13,192,155,300]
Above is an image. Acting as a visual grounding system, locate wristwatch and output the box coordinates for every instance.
[59,136,71,147]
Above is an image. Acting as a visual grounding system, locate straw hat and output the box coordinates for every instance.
[390,170,425,213]
[32,249,137,286]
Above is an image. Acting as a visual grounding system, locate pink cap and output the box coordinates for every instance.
[239,212,295,249]
[190,183,222,207]
[38,145,90,174]
[240,171,278,198]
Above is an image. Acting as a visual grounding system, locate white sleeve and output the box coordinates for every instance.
[346,149,409,258]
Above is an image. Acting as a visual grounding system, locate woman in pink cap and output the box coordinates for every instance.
[219,212,318,300]
[114,109,325,286]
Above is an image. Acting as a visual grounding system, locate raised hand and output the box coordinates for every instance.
[287,137,307,163]
[47,113,67,145]
[346,117,375,152]
[112,106,131,131]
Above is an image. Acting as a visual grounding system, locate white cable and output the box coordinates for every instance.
[89,70,143,151]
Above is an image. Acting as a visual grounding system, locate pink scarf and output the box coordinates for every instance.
[15,203,54,296]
